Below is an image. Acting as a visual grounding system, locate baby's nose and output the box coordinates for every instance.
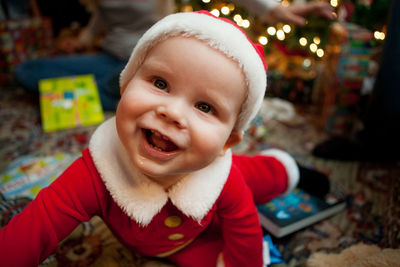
[156,105,187,129]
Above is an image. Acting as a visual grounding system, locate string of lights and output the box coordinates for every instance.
[177,0,387,59]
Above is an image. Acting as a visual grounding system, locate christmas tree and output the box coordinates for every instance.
[174,0,390,105]
[175,0,390,58]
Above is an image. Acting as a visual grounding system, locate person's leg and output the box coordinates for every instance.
[359,0,400,160]
[95,59,128,110]
[14,52,126,110]
[313,1,400,162]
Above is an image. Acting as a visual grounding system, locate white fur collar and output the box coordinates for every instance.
[89,117,232,226]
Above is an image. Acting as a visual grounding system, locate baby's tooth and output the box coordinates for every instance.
[152,130,161,137]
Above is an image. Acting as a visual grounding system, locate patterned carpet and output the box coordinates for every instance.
[0,85,399,266]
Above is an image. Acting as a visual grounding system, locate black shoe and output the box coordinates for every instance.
[312,137,399,162]
[312,137,364,161]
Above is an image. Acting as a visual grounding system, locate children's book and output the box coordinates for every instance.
[0,153,78,199]
[39,74,104,132]
[257,186,347,238]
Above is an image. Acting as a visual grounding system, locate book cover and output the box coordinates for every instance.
[0,153,78,199]
[39,74,104,132]
[257,186,347,238]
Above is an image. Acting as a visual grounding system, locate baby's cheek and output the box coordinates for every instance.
[196,132,228,155]
[119,92,144,115]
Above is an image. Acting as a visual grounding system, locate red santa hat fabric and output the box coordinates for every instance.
[119,11,267,132]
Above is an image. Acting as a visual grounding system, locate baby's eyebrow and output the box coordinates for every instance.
[140,58,171,75]
[199,88,231,115]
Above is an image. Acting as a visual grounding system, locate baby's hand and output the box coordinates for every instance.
[216,252,225,267]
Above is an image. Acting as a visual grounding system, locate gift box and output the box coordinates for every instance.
[0,17,54,85]
[313,22,373,137]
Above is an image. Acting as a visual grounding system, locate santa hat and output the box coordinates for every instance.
[120,11,267,132]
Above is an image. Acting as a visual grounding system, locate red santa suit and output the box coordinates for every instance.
[0,117,299,266]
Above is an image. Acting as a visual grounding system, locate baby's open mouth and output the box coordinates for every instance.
[145,129,179,152]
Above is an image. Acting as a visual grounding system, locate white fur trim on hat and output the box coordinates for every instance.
[119,11,267,132]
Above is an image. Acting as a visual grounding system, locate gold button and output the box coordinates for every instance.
[168,233,184,240]
[164,216,182,228]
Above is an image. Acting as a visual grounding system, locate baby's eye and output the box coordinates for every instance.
[153,78,168,91]
[196,102,213,114]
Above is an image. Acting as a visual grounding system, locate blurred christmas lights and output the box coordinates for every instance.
[374,31,385,40]
[267,26,276,35]
[190,0,333,59]
[258,36,268,45]
[310,43,318,52]
[283,24,291,33]
[210,9,220,16]
[313,37,321,45]
[276,30,285,40]
[221,6,230,15]
[299,37,307,46]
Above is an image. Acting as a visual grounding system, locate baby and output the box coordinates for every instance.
[0,11,299,267]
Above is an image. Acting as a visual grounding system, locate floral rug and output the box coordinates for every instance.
[0,85,399,266]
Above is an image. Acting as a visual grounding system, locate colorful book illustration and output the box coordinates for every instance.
[39,74,104,132]
[0,153,78,199]
[258,186,346,238]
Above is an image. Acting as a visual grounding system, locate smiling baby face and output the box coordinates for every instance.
[115,36,246,188]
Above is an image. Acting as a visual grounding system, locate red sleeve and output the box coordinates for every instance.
[232,154,289,204]
[217,166,264,267]
[0,149,105,266]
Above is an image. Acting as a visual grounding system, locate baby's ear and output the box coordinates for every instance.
[220,131,243,156]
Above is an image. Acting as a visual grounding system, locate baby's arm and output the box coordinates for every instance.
[233,149,299,204]
[216,169,264,267]
[0,152,104,265]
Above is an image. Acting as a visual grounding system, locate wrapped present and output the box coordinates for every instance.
[39,74,104,132]
[313,22,373,137]
[0,17,54,85]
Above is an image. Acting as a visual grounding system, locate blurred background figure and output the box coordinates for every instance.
[13,0,334,111]
[312,0,399,162]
